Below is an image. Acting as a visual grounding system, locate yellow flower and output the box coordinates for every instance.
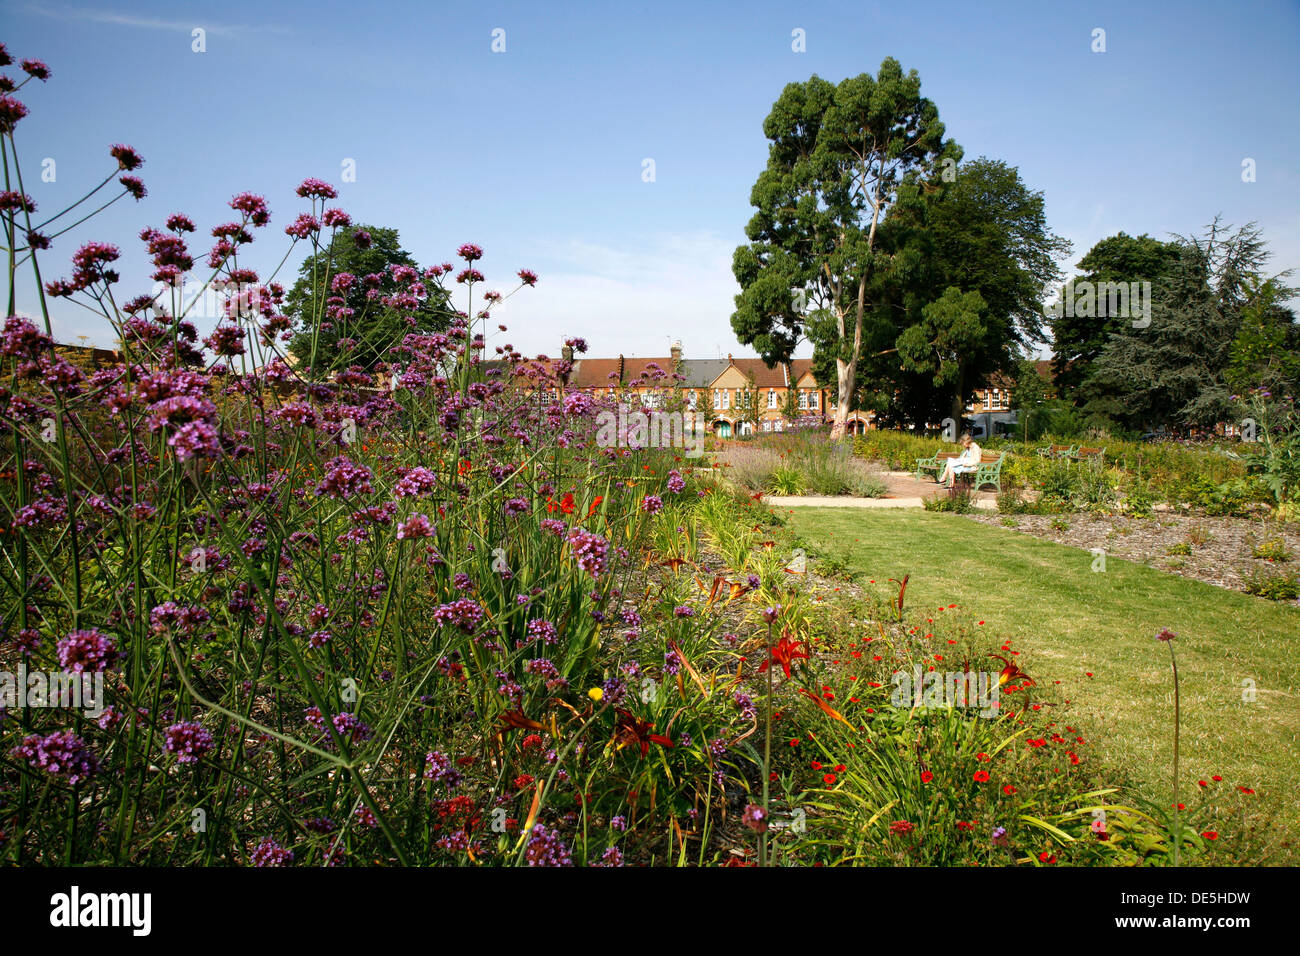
[587,687,603,702]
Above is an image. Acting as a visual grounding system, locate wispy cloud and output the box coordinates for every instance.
[22,3,291,38]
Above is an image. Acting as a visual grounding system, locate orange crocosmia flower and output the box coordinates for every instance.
[760,633,810,679]
[587,495,603,517]
[458,458,472,476]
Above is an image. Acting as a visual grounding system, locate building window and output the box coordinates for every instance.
[768,389,776,409]
[722,390,730,410]
[809,391,819,410]
[799,391,808,410]
[713,389,721,410]
[983,391,991,410]
[688,389,697,409]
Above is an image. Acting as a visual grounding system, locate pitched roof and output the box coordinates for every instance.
[566,356,673,388]
[724,357,816,388]
[679,358,729,387]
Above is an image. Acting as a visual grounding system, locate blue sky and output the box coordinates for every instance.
[6,0,1298,360]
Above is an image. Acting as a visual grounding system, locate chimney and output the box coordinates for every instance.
[561,343,573,364]
[670,341,682,365]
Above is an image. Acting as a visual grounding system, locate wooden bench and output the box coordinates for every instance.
[1037,444,1076,459]
[1070,445,1106,464]
[915,452,959,482]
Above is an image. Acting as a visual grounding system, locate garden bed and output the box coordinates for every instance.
[963,512,1300,598]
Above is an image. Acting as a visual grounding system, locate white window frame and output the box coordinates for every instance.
[768,389,777,409]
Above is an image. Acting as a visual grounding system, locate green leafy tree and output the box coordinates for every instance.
[731,59,961,438]
[286,225,452,375]
[1087,219,1285,432]
[897,287,988,426]
[895,157,1068,427]
[1226,276,1300,395]
[1010,357,1053,440]
[808,158,1067,432]
[1049,232,1184,405]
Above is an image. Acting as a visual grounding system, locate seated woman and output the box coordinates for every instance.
[940,432,981,488]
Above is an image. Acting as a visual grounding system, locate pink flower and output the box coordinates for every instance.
[296,177,337,200]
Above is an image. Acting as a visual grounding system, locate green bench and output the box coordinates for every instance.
[916,451,1006,493]
[959,452,1006,493]
[915,451,959,482]
[1036,443,1076,459]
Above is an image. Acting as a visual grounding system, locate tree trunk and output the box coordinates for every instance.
[831,357,855,439]
[949,367,966,436]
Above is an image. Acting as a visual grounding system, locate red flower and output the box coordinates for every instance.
[1202,831,1218,840]
[612,709,674,758]
[1238,786,1256,795]
[888,821,914,835]
[973,770,990,783]
[810,761,822,771]
[546,493,576,514]
[760,632,810,679]
[1002,784,1017,795]
[1038,851,1057,864]
[920,770,934,783]
[822,773,837,785]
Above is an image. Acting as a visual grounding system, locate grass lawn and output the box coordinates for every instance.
[785,507,1300,856]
